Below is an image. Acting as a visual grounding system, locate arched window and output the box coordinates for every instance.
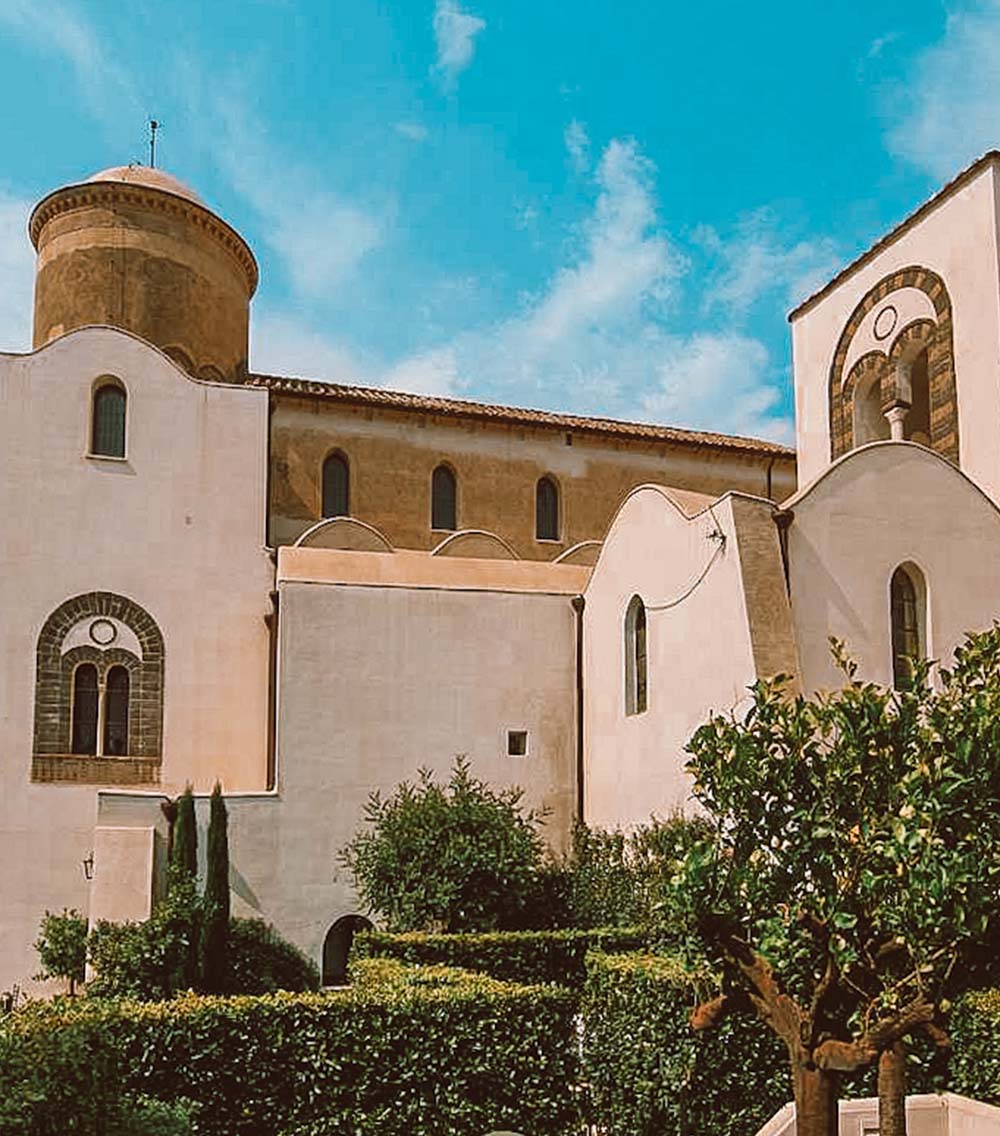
[536,476,560,541]
[322,453,350,518]
[33,592,164,784]
[891,565,923,688]
[853,369,890,447]
[431,464,457,531]
[904,348,931,445]
[322,915,374,986]
[624,595,648,716]
[91,382,126,458]
[104,666,130,756]
[70,664,99,754]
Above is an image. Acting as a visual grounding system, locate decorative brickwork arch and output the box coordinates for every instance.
[829,267,958,463]
[32,592,164,785]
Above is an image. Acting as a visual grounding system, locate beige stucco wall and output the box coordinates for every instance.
[791,159,1000,495]
[785,442,1000,692]
[582,485,784,830]
[268,394,797,555]
[0,327,274,990]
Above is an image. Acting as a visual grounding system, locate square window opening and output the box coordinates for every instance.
[507,729,528,757]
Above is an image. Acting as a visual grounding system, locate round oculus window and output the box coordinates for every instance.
[89,618,117,646]
[873,305,898,341]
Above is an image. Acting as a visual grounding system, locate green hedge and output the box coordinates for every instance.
[354,925,647,988]
[582,952,790,1136]
[2,960,579,1136]
[949,989,1000,1103]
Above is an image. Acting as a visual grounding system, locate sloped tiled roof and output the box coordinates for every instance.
[248,373,794,457]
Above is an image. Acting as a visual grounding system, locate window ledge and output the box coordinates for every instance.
[85,452,129,463]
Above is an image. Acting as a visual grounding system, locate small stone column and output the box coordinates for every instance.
[884,402,909,441]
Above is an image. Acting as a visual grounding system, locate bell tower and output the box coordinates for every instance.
[28,164,258,382]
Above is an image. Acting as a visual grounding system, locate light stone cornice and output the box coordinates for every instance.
[29,181,259,297]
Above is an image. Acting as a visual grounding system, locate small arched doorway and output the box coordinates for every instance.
[322,914,373,986]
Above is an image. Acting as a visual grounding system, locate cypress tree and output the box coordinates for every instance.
[171,785,197,881]
[201,781,230,993]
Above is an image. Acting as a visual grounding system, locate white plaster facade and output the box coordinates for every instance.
[8,154,1000,992]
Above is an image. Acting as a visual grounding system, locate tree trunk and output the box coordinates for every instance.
[878,1042,907,1136]
[794,1063,840,1136]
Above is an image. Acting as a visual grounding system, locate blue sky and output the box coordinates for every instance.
[0,0,995,441]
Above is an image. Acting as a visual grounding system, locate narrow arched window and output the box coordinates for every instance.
[104,666,130,756]
[431,465,457,531]
[625,595,648,715]
[71,664,99,754]
[536,476,560,541]
[891,566,922,688]
[322,453,350,518]
[91,382,126,457]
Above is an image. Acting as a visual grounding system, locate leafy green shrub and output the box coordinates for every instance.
[0,1006,191,1135]
[225,918,319,993]
[948,989,1000,1104]
[87,874,202,1001]
[89,908,318,999]
[561,815,711,930]
[33,909,87,996]
[340,757,548,931]
[583,952,790,1136]
[3,960,579,1136]
[355,926,647,989]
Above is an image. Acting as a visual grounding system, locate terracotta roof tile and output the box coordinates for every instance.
[248,373,794,457]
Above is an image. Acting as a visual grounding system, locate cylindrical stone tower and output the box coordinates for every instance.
[28,165,258,383]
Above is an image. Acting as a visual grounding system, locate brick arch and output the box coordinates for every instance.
[829,267,958,463]
[32,592,164,785]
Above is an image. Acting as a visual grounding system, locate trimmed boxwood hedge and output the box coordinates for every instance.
[353,925,647,988]
[2,960,579,1136]
[582,952,790,1136]
[949,989,1000,1104]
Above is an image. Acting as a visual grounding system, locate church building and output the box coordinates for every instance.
[3,153,1000,991]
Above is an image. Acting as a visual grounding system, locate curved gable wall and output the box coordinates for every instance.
[786,443,1000,691]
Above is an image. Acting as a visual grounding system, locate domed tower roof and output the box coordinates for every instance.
[85,164,203,205]
[28,163,257,382]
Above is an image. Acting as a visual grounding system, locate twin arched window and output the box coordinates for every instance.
[71,663,130,756]
[625,595,648,715]
[432,465,457,531]
[91,381,126,457]
[322,453,350,518]
[536,476,560,541]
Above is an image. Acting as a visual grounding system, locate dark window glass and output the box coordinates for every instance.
[91,384,126,457]
[104,666,130,756]
[891,567,921,688]
[322,454,349,518]
[536,477,559,540]
[431,465,457,530]
[71,664,99,754]
[625,595,648,715]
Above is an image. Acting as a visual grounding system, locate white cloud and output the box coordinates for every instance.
[565,119,590,173]
[251,311,463,398]
[373,136,793,441]
[175,67,389,299]
[432,1,486,90]
[696,211,841,317]
[641,333,791,442]
[0,0,143,131]
[394,121,429,142]
[0,189,35,352]
[524,138,683,344]
[883,3,1000,179]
